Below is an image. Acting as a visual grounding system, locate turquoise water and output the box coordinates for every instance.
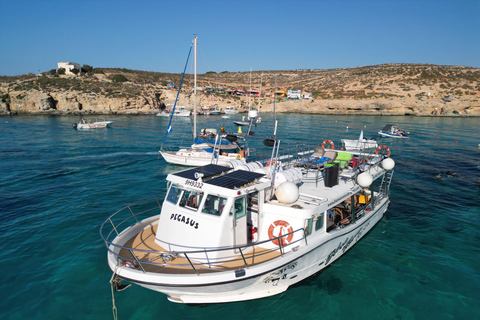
[1,114,479,320]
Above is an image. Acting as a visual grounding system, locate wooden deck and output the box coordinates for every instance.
[118,224,281,274]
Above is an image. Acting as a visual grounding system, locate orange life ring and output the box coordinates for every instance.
[375,145,391,157]
[321,139,335,150]
[268,220,294,246]
[266,159,276,166]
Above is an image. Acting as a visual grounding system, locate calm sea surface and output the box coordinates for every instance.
[1,114,479,320]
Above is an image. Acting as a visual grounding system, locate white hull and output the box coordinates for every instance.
[108,199,389,303]
[378,131,408,138]
[341,139,378,150]
[76,121,113,129]
[159,150,245,166]
[225,109,239,114]
[157,111,191,117]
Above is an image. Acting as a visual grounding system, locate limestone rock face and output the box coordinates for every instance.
[0,101,10,114]
[2,90,164,115]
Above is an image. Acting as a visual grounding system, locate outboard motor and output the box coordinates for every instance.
[72,123,77,129]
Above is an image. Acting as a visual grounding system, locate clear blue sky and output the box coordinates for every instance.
[1,0,479,76]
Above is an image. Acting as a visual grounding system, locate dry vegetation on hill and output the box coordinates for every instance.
[1,63,479,115]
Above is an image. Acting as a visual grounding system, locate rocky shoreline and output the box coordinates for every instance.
[2,63,479,117]
[1,88,479,117]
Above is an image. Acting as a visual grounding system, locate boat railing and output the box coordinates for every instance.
[327,190,387,232]
[100,198,308,274]
[100,196,163,243]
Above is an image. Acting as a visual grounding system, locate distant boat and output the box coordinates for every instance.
[224,106,239,114]
[341,130,378,150]
[233,111,261,127]
[378,124,408,138]
[73,119,113,129]
[157,105,191,117]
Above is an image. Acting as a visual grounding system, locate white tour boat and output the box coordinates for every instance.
[101,134,396,304]
[73,119,113,129]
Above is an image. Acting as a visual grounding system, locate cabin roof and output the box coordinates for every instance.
[173,164,230,180]
[171,164,266,190]
[207,170,264,189]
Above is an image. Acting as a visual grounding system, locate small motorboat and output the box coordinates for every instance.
[233,113,261,127]
[224,106,239,114]
[378,124,408,138]
[157,105,191,117]
[341,130,378,150]
[73,119,113,129]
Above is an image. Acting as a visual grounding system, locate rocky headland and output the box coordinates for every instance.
[1,64,479,116]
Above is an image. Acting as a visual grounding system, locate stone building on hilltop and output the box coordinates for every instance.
[57,62,81,75]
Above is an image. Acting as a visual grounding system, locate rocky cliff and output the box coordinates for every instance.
[1,63,479,116]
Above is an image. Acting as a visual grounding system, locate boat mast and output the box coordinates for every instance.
[259,71,263,111]
[249,66,252,110]
[193,36,197,139]
[274,75,277,122]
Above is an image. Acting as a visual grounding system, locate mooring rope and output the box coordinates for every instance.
[109,264,119,320]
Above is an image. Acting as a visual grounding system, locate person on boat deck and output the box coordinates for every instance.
[82,118,86,124]
[219,149,228,156]
[239,148,246,158]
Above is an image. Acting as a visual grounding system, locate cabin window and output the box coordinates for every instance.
[305,218,313,235]
[231,197,246,219]
[179,190,203,211]
[315,213,324,231]
[166,185,182,204]
[202,194,228,216]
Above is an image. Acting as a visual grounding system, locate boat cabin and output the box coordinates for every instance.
[154,158,379,264]
[155,165,270,260]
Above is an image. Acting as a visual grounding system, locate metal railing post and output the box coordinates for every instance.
[127,206,139,223]
[239,248,249,268]
[184,253,199,275]
[128,249,145,273]
[109,218,119,236]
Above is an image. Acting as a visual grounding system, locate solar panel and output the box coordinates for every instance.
[207,170,265,189]
[173,164,231,180]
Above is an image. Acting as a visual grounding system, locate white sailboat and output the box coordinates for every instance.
[159,37,247,167]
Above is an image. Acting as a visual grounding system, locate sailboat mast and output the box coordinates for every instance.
[193,36,197,139]
[248,67,252,110]
[259,71,263,110]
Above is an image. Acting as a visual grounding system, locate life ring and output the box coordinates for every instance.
[235,154,242,160]
[321,139,335,150]
[268,220,294,246]
[266,159,276,166]
[375,145,391,157]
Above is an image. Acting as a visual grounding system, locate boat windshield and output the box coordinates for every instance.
[166,185,182,204]
[202,194,228,216]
